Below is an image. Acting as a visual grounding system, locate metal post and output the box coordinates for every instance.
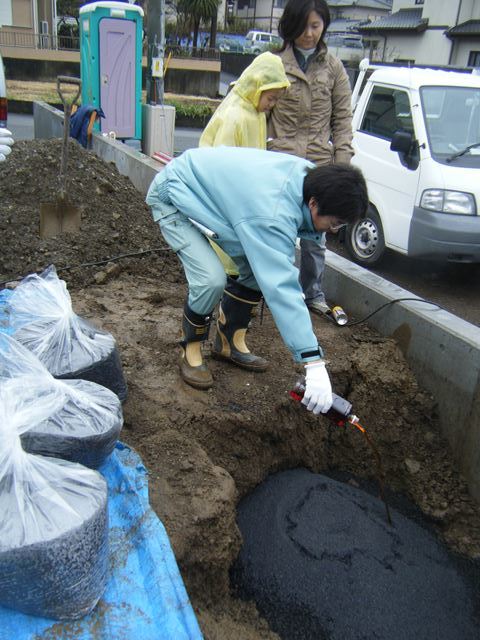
[147,0,165,105]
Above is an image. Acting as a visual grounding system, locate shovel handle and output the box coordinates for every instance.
[56,76,82,109]
[57,76,81,199]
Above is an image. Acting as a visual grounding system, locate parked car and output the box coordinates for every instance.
[218,36,244,54]
[244,31,282,55]
[325,32,363,49]
[346,58,480,266]
[325,33,365,63]
[0,52,7,129]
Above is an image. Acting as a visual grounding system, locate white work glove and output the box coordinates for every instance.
[302,360,333,415]
[0,128,14,162]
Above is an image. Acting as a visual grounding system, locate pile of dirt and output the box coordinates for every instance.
[1,139,480,639]
[0,139,177,288]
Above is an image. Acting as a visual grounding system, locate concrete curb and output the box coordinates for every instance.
[33,100,480,502]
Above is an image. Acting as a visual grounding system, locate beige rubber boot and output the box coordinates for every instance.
[179,304,213,390]
[212,277,268,372]
[180,340,213,390]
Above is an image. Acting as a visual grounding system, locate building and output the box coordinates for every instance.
[0,0,57,49]
[359,0,480,67]
[231,0,392,35]
[328,0,392,30]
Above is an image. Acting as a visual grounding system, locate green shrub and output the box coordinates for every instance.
[164,99,216,119]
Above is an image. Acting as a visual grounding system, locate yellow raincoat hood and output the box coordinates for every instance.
[233,51,290,109]
[199,51,289,150]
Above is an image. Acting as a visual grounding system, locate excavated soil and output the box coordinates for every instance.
[1,139,480,639]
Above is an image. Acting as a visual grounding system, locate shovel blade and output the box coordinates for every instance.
[40,202,82,239]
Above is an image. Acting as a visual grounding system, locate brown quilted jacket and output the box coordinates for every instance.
[267,43,354,165]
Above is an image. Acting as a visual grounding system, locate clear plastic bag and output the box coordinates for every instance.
[0,379,109,620]
[7,265,127,401]
[8,265,114,376]
[0,334,123,468]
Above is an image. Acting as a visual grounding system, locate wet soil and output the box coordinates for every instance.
[1,139,480,639]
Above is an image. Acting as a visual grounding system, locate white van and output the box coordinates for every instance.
[346,59,480,265]
[244,31,282,55]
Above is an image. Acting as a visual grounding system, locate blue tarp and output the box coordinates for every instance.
[0,442,204,640]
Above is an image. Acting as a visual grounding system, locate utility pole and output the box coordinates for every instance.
[146,0,165,104]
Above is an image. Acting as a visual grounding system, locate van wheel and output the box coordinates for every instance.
[345,207,386,267]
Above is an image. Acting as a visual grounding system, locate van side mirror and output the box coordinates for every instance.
[390,130,413,154]
[390,130,419,170]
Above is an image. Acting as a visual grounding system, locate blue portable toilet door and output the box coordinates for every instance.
[99,18,136,138]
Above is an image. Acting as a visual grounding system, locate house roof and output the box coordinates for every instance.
[447,20,480,38]
[328,18,365,33]
[327,0,392,9]
[358,8,428,33]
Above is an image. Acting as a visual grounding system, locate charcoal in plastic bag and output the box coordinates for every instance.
[7,265,127,402]
[0,333,123,468]
[0,380,109,620]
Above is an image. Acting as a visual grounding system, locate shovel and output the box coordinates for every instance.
[40,76,82,239]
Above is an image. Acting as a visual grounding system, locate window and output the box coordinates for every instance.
[468,51,480,67]
[421,85,480,156]
[360,86,413,140]
[415,0,424,5]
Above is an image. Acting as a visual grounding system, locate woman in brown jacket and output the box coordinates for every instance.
[268,0,354,317]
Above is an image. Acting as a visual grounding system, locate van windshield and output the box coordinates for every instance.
[421,85,480,163]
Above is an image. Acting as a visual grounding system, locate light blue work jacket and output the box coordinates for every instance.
[148,146,325,362]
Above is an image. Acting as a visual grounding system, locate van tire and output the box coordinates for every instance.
[345,206,386,267]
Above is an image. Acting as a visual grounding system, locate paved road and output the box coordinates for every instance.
[6,113,33,141]
[328,236,480,327]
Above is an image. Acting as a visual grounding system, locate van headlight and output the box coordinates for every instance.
[420,189,476,215]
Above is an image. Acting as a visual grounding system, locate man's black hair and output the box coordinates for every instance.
[278,0,331,50]
[303,163,368,223]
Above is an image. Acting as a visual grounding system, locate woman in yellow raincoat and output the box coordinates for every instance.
[199,51,290,273]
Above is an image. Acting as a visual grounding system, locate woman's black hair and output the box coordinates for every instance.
[303,163,369,223]
[278,0,331,50]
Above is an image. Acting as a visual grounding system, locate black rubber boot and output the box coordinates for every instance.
[180,303,213,390]
[212,277,268,372]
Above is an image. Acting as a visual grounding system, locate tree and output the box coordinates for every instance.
[209,6,218,50]
[56,0,83,22]
[180,0,219,48]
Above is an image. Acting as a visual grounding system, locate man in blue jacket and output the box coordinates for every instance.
[146,146,367,415]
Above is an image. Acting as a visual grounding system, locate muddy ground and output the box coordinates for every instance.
[1,139,480,639]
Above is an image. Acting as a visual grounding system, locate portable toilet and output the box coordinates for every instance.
[79,1,143,142]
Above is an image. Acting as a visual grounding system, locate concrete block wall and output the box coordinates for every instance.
[33,100,480,502]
